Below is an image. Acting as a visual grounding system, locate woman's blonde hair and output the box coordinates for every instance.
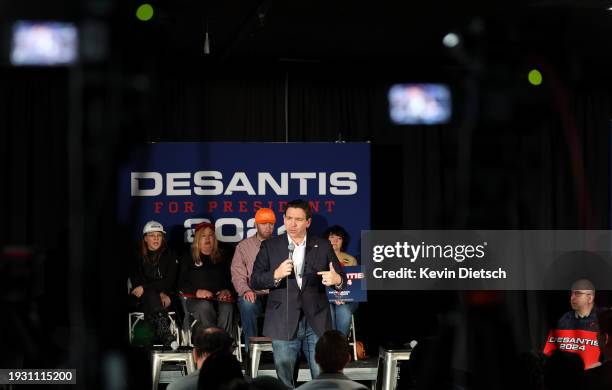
[191,223,222,264]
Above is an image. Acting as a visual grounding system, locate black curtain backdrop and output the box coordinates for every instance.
[1,60,611,388]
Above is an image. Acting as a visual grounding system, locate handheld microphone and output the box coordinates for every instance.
[288,242,295,260]
[288,242,295,275]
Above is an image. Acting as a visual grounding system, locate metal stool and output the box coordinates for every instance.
[248,336,273,378]
[376,346,413,390]
[151,349,196,390]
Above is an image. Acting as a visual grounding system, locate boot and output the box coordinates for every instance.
[149,312,175,348]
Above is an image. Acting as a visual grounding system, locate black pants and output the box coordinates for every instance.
[186,298,234,335]
[128,288,166,318]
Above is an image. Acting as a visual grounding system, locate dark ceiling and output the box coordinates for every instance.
[2,0,612,77]
[117,1,612,60]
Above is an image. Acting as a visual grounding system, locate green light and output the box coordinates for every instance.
[136,4,154,21]
[528,69,543,86]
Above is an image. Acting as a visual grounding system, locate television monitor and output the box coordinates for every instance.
[388,83,452,125]
[10,21,78,66]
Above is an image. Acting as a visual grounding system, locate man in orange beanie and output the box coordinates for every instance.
[231,208,276,353]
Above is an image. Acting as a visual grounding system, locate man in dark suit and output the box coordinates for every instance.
[251,199,347,388]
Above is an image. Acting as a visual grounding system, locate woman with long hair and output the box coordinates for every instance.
[179,222,235,334]
[129,220,179,347]
[324,225,359,337]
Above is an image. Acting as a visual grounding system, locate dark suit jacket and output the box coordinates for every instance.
[251,233,347,340]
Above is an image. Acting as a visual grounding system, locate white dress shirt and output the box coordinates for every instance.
[288,233,307,289]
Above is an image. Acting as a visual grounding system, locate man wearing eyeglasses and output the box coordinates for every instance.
[553,278,606,369]
[557,279,600,332]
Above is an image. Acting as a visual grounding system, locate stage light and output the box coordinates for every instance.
[203,19,211,55]
[442,32,460,48]
[528,69,543,86]
[136,4,154,21]
[204,32,210,54]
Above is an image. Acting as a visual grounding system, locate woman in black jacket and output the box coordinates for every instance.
[129,220,179,347]
[179,222,235,334]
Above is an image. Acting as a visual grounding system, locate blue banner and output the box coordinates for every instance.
[118,142,370,257]
[326,266,368,302]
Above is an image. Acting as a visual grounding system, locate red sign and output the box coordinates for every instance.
[543,329,600,369]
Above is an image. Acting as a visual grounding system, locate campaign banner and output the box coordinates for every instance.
[118,142,370,256]
[543,329,601,369]
[326,266,367,302]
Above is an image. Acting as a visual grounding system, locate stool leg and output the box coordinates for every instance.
[250,345,261,378]
[382,353,396,390]
[168,313,180,345]
[235,326,243,362]
[390,357,399,390]
[187,353,196,373]
[374,356,380,390]
[151,354,161,390]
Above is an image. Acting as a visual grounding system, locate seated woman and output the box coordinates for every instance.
[129,220,179,347]
[179,222,235,334]
[324,225,359,337]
